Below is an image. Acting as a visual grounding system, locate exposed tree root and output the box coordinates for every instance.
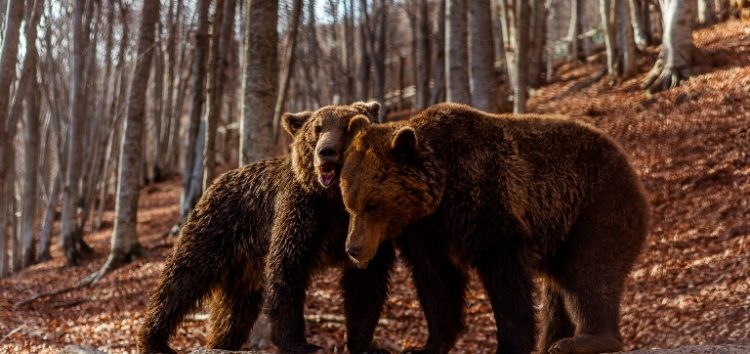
[82,245,145,285]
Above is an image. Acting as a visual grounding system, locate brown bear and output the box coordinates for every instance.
[340,103,649,354]
[137,102,395,354]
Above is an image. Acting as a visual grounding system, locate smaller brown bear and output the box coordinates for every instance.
[137,102,394,354]
[340,103,649,354]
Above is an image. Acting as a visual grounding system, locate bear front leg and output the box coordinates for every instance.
[265,193,322,353]
[342,242,396,354]
[473,248,536,354]
[397,230,467,354]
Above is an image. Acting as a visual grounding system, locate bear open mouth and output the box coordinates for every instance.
[318,162,338,187]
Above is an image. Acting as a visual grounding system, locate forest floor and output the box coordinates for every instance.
[2,20,749,354]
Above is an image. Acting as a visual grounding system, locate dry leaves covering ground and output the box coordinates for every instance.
[2,20,749,354]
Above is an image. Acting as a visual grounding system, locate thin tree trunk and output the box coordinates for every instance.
[513,0,529,113]
[568,0,581,61]
[240,0,279,165]
[600,0,618,76]
[416,0,431,110]
[273,0,303,142]
[617,0,638,79]
[87,0,161,282]
[430,0,447,105]
[204,0,237,191]
[22,85,41,268]
[372,0,388,121]
[0,2,24,270]
[359,0,371,100]
[527,0,546,88]
[38,174,61,262]
[470,0,500,112]
[61,0,93,265]
[697,0,714,25]
[630,0,649,49]
[643,0,697,93]
[445,0,471,104]
[178,0,211,225]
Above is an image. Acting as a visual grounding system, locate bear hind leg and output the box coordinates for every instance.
[537,279,575,353]
[206,267,264,349]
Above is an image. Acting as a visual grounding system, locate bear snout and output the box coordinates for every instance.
[317,146,339,161]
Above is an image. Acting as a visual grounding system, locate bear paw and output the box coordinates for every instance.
[278,342,324,354]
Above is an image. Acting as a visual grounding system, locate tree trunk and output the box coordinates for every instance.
[430,0,447,105]
[178,0,211,226]
[527,0,546,88]
[358,0,371,100]
[501,0,530,113]
[204,0,237,191]
[21,84,41,268]
[240,0,278,165]
[88,0,161,282]
[469,0,500,112]
[0,0,24,274]
[38,174,61,262]
[445,0,471,104]
[629,0,649,49]
[643,0,698,94]
[600,0,618,76]
[568,0,581,61]
[697,0,714,25]
[61,0,93,265]
[273,0,303,141]
[617,0,638,79]
[416,0,431,110]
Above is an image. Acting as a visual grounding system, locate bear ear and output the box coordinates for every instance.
[348,114,372,134]
[352,101,381,122]
[390,127,418,156]
[281,111,313,136]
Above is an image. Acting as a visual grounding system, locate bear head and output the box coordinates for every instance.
[282,101,381,192]
[340,118,444,267]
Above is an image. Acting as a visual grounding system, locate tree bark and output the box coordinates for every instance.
[178,0,211,225]
[527,0,546,88]
[88,0,161,282]
[61,0,94,265]
[0,0,24,274]
[21,83,41,268]
[617,0,638,79]
[469,0,500,112]
[273,0,303,141]
[240,0,278,165]
[568,0,581,61]
[630,0,649,49]
[416,0,431,110]
[600,0,618,76]
[501,0,530,113]
[358,0,371,100]
[203,0,236,191]
[38,174,61,262]
[643,0,698,94]
[430,0,446,105]
[445,0,471,104]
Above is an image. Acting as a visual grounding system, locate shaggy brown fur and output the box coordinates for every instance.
[340,103,649,354]
[137,102,394,354]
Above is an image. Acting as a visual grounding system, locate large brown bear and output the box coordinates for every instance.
[137,102,395,354]
[340,103,649,354]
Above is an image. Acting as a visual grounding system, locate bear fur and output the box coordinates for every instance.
[137,102,394,354]
[340,103,649,354]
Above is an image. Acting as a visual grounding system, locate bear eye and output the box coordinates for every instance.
[314,125,322,134]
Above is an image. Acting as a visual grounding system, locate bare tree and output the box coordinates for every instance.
[416,0,431,110]
[358,0,371,100]
[600,0,638,80]
[204,0,237,191]
[177,0,211,226]
[430,0,447,105]
[240,0,278,164]
[643,0,697,93]
[630,0,649,49]
[446,0,471,104]
[273,0,303,141]
[470,0,500,112]
[87,0,161,282]
[499,0,530,113]
[0,0,24,276]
